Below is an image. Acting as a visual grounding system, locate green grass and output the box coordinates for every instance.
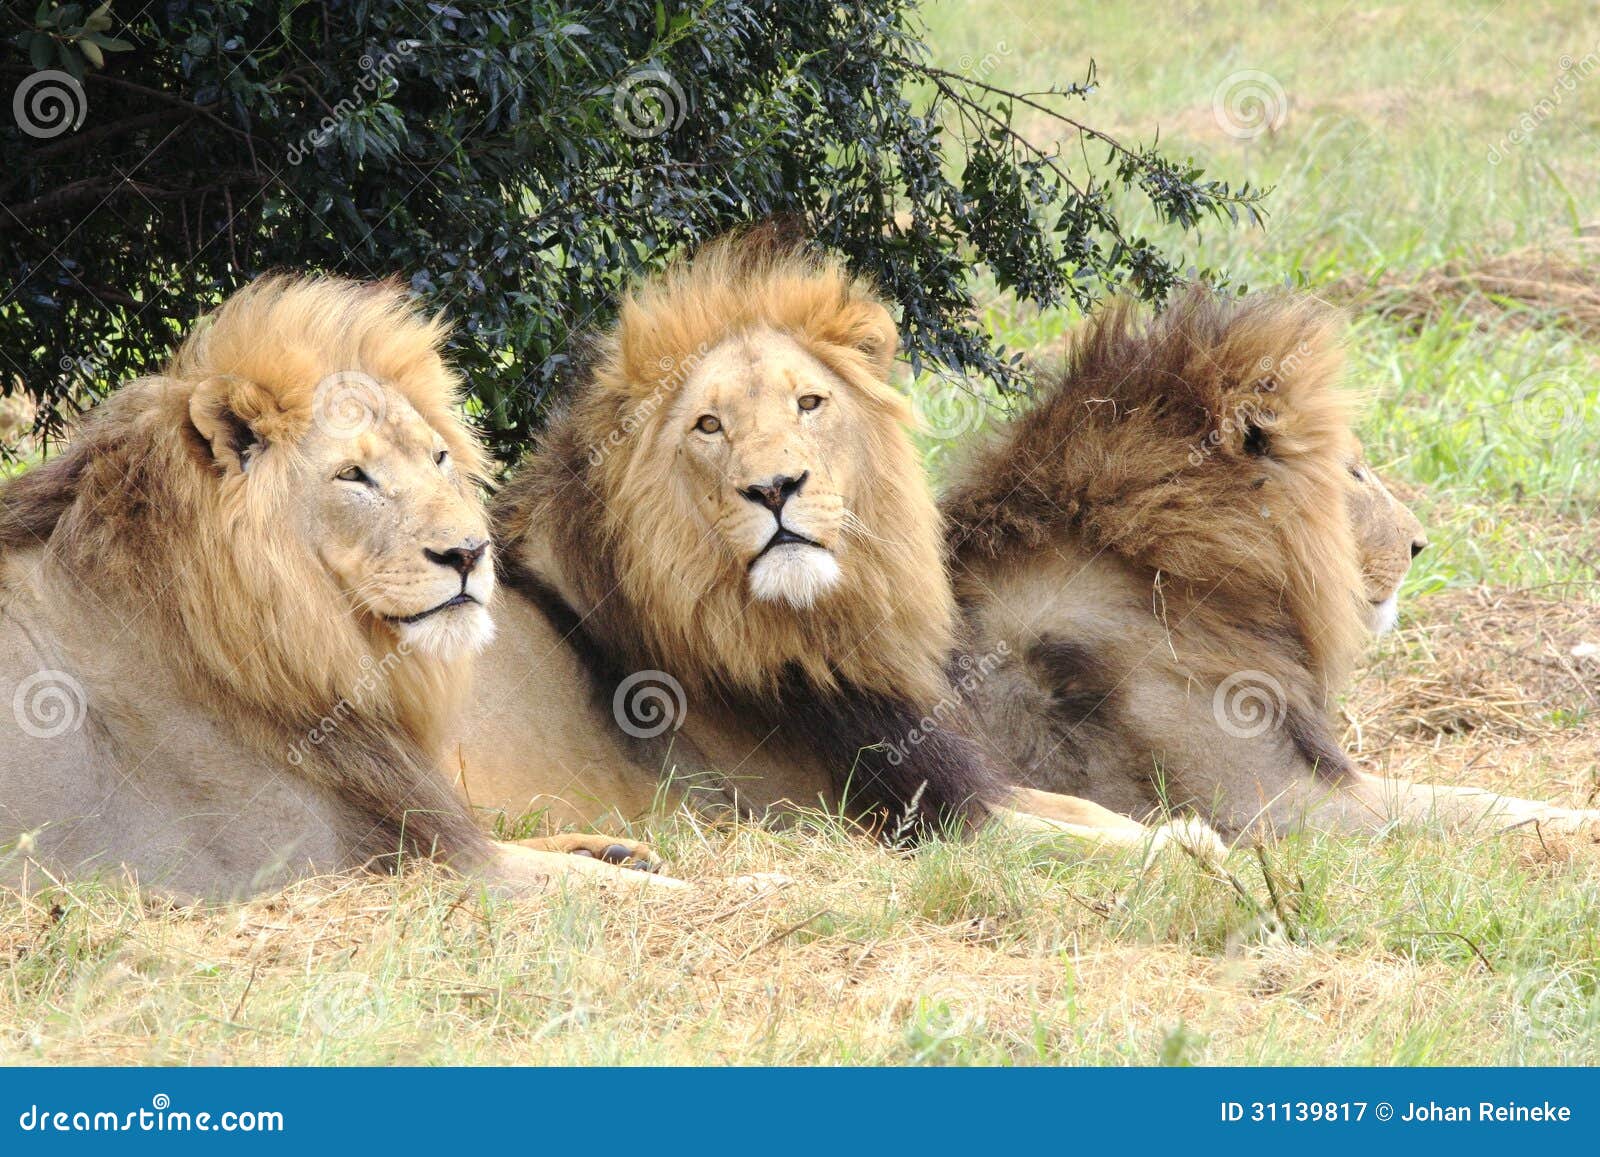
[917,0,1600,589]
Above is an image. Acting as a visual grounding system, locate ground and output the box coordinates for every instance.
[2,1,1597,1064]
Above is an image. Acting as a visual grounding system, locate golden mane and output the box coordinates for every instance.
[0,275,488,860]
[943,289,1367,699]
[497,233,955,704]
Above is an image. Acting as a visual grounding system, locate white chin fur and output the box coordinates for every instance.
[748,545,842,609]
[395,603,496,659]
[1370,593,1400,635]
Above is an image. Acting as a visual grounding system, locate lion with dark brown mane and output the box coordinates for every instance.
[0,276,676,898]
[944,289,1600,841]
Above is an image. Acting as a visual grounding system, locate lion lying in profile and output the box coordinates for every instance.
[944,291,1600,841]
[0,277,673,899]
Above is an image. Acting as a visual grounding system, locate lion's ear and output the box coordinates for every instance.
[1241,417,1272,458]
[188,378,275,474]
[843,301,898,381]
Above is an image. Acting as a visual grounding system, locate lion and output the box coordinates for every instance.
[0,275,677,899]
[943,289,1600,841]
[455,234,1016,841]
[453,234,1209,860]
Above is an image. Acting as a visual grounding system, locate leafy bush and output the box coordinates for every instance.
[2,0,1265,458]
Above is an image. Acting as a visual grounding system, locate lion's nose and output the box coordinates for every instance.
[1410,537,1428,559]
[424,539,488,577]
[739,471,808,514]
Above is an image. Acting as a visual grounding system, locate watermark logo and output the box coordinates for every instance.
[12,70,86,139]
[613,68,686,139]
[312,370,387,440]
[307,974,378,1037]
[956,39,1012,82]
[286,42,417,164]
[884,642,1010,766]
[1212,70,1288,140]
[1513,966,1595,1041]
[1507,369,1580,442]
[587,345,710,466]
[287,644,410,766]
[612,669,687,739]
[13,669,87,740]
[913,372,988,442]
[1212,669,1287,739]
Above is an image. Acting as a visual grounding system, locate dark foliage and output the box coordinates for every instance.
[2,0,1266,458]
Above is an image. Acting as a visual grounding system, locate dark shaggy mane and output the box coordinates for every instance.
[736,666,1001,840]
[496,550,1001,840]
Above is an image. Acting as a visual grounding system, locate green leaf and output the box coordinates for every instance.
[55,38,85,80]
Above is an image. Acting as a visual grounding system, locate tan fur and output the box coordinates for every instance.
[947,289,1600,839]
[0,276,675,898]
[460,234,998,834]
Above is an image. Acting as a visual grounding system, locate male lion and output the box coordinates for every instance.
[944,290,1600,841]
[456,235,1010,839]
[0,276,675,898]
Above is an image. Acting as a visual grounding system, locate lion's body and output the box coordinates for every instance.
[945,291,1600,838]
[0,277,672,898]
[457,236,1002,836]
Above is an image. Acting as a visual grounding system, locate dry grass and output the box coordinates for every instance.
[4,583,1599,1066]
[7,0,1600,1069]
[1327,237,1600,341]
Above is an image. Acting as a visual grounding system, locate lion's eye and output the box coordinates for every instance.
[694,414,722,435]
[435,449,449,467]
[798,394,825,412]
[1349,464,1366,481]
[335,465,371,484]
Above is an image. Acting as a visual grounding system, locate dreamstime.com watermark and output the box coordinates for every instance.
[287,644,411,766]
[1212,69,1288,140]
[883,642,1011,766]
[1212,669,1288,740]
[587,344,711,465]
[955,39,1012,83]
[11,69,86,139]
[914,370,990,442]
[12,669,87,741]
[17,1093,284,1134]
[286,41,418,165]
[613,68,686,139]
[313,369,388,440]
[1185,345,1312,467]
[613,669,687,739]
[1488,43,1600,165]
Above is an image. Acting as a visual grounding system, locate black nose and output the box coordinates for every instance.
[1410,539,1427,559]
[739,471,808,514]
[425,539,488,577]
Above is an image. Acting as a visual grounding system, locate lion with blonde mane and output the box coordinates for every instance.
[458,234,1018,840]
[944,290,1600,841]
[0,276,675,899]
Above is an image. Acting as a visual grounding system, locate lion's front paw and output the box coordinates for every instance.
[1145,815,1231,869]
[517,833,663,873]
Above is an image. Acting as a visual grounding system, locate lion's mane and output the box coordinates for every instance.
[496,235,1001,832]
[943,290,1367,734]
[0,276,491,862]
